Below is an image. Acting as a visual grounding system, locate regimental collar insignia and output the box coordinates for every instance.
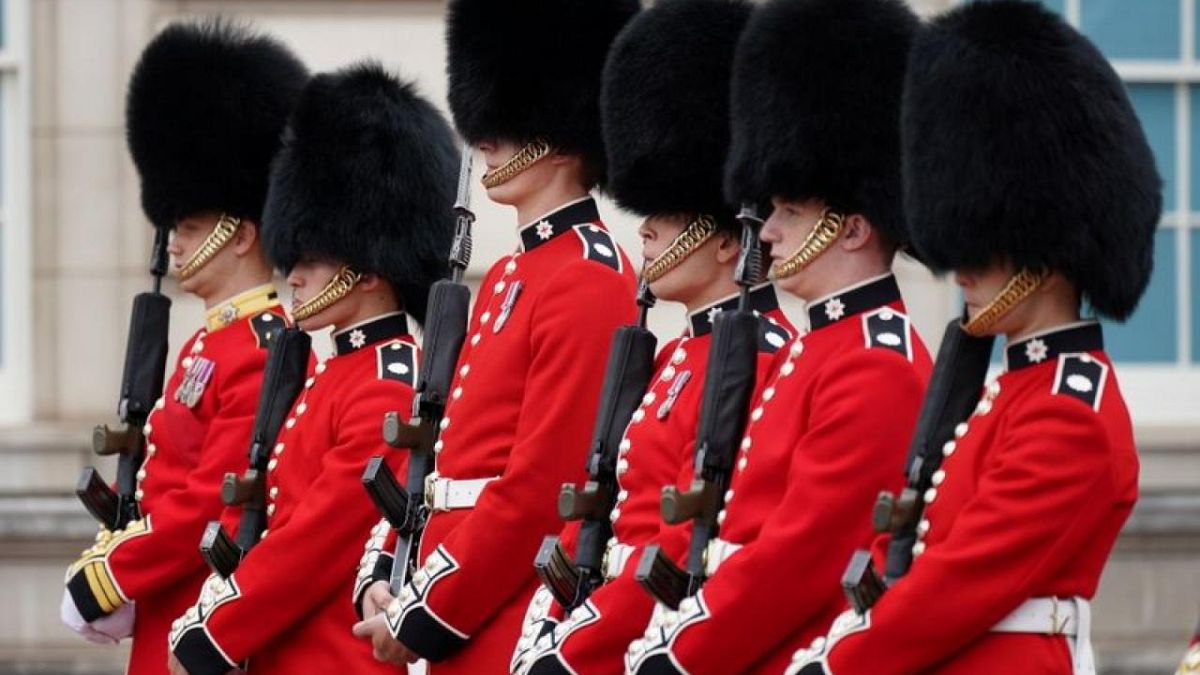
[807,274,902,330]
[333,312,410,356]
[1006,321,1103,372]
[518,197,601,252]
[204,283,280,332]
[688,284,781,338]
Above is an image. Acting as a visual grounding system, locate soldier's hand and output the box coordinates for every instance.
[352,613,419,665]
[362,580,395,620]
[167,652,189,675]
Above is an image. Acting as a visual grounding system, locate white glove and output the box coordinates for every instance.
[60,589,135,644]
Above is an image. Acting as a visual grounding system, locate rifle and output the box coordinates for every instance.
[534,281,657,611]
[636,203,766,609]
[362,143,475,596]
[78,228,172,530]
[841,318,994,614]
[199,326,311,578]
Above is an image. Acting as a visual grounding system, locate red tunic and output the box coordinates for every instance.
[169,312,417,675]
[627,274,933,675]
[514,284,797,675]
[801,322,1137,675]
[384,197,638,672]
[65,290,287,675]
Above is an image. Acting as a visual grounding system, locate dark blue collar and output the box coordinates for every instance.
[688,284,781,337]
[332,312,410,356]
[518,197,601,252]
[1005,322,1103,371]
[807,274,902,330]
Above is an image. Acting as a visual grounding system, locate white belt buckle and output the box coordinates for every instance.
[424,472,444,512]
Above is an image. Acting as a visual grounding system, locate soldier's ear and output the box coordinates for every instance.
[838,213,874,253]
[231,219,260,255]
[358,272,384,292]
[714,231,740,265]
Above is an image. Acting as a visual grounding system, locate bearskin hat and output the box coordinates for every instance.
[602,0,751,232]
[445,0,640,186]
[125,19,308,230]
[261,62,457,324]
[904,0,1161,320]
[725,0,918,246]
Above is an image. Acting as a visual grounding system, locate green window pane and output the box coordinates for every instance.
[1101,228,1177,362]
[1128,84,1176,212]
[1081,0,1180,60]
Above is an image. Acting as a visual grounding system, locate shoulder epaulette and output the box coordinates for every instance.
[1052,353,1108,412]
[249,311,284,349]
[861,307,913,361]
[572,224,623,273]
[377,340,417,387]
[756,315,793,354]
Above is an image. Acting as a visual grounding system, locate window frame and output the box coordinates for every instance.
[0,0,32,424]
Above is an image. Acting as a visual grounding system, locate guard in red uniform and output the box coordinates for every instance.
[359,1,640,671]
[509,2,795,673]
[788,2,1161,674]
[165,63,457,675]
[625,1,932,673]
[60,21,307,674]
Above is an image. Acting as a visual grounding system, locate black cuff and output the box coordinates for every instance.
[353,553,394,619]
[66,569,108,622]
[635,653,686,675]
[395,604,469,662]
[528,652,574,675]
[173,625,239,675]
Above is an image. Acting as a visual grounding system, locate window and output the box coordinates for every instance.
[0,0,31,424]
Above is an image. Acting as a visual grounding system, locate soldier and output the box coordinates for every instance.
[60,21,307,674]
[164,63,456,674]
[509,1,795,672]
[788,2,1160,674]
[624,0,933,673]
[354,0,640,671]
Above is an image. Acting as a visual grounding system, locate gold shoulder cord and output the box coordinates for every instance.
[291,265,363,321]
[178,214,241,280]
[962,268,1046,337]
[770,208,844,280]
[642,214,719,283]
[481,139,553,189]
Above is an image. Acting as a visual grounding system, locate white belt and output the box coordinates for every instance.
[703,538,743,577]
[424,474,497,511]
[992,596,1094,675]
[604,542,636,580]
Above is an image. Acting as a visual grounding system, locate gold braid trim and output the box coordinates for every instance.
[962,268,1046,337]
[481,140,553,189]
[178,214,241,280]
[642,214,719,283]
[770,208,844,280]
[291,265,363,321]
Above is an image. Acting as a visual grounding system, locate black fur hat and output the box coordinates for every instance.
[126,19,308,230]
[261,63,457,324]
[725,0,918,246]
[446,0,640,186]
[602,0,751,232]
[905,1,1161,320]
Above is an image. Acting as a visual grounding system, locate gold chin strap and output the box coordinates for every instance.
[770,208,844,280]
[291,265,363,322]
[642,214,719,283]
[178,214,241,280]
[962,268,1046,337]
[481,139,553,189]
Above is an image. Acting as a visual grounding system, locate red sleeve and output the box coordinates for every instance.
[417,262,637,638]
[827,394,1119,674]
[105,339,264,599]
[194,378,411,663]
[668,349,926,674]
